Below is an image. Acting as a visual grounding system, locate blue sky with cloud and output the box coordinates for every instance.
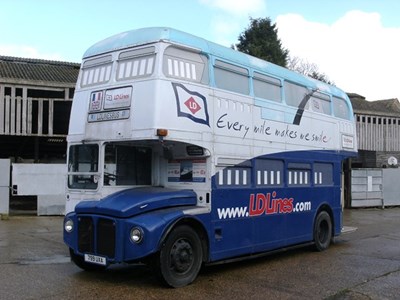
[1,0,400,100]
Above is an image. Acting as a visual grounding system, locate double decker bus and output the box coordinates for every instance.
[63,27,357,287]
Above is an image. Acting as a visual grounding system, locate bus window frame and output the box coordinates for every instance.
[163,45,209,84]
[213,59,250,95]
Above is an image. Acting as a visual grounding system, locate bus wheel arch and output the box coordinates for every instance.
[313,207,333,252]
[153,218,209,287]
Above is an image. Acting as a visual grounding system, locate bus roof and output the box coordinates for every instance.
[83,27,347,99]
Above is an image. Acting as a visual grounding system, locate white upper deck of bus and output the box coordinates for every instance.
[82,27,349,102]
[68,27,357,157]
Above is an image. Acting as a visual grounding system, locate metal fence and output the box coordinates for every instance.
[351,168,400,207]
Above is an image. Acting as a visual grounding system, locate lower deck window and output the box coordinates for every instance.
[287,163,311,187]
[217,167,251,187]
[314,163,333,185]
[255,159,283,187]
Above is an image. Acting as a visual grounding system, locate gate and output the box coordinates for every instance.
[351,168,400,207]
[351,169,383,207]
[382,168,400,206]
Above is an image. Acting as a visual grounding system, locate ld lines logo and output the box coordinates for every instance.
[217,191,312,220]
[172,82,210,127]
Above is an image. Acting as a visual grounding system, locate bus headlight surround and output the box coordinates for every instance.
[64,219,74,233]
[130,227,144,244]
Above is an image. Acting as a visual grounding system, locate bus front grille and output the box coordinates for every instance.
[78,217,94,253]
[77,217,116,259]
[97,218,116,257]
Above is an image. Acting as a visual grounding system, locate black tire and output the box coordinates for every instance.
[69,248,107,272]
[313,211,332,251]
[155,225,203,288]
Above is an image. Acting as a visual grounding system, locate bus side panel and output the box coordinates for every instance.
[209,151,346,262]
[251,206,287,252]
[333,160,344,236]
[210,189,254,261]
[283,186,337,246]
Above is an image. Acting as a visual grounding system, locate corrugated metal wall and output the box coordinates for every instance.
[351,168,400,207]
[351,169,383,207]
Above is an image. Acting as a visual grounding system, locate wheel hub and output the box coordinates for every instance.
[170,239,193,273]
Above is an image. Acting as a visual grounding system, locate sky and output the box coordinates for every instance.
[1,0,400,101]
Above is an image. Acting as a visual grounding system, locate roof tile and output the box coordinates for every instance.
[0,55,80,84]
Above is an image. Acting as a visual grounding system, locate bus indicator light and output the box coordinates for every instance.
[157,128,168,137]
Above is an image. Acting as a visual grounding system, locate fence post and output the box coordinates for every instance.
[0,159,11,219]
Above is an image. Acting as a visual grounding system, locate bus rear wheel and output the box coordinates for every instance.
[155,225,203,288]
[313,211,332,251]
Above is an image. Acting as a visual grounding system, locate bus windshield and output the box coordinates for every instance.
[67,143,152,190]
[68,144,99,190]
[103,143,152,186]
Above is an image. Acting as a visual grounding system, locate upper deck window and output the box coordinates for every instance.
[333,96,351,120]
[117,46,156,81]
[253,72,282,102]
[81,55,112,87]
[310,92,331,115]
[163,46,209,84]
[284,81,309,109]
[214,60,249,95]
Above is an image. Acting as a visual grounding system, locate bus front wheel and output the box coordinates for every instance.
[155,225,203,288]
[313,211,332,251]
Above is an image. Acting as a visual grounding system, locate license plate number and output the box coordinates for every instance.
[84,254,106,266]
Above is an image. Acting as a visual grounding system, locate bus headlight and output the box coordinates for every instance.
[130,227,144,244]
[64,219,74,233]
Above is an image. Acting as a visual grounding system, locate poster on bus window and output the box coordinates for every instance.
[168,159,206,183]
[104,86,132,109]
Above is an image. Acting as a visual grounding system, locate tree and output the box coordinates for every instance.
[235,17,289,68]
[287,56,334,85]
[235,18,333,84]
